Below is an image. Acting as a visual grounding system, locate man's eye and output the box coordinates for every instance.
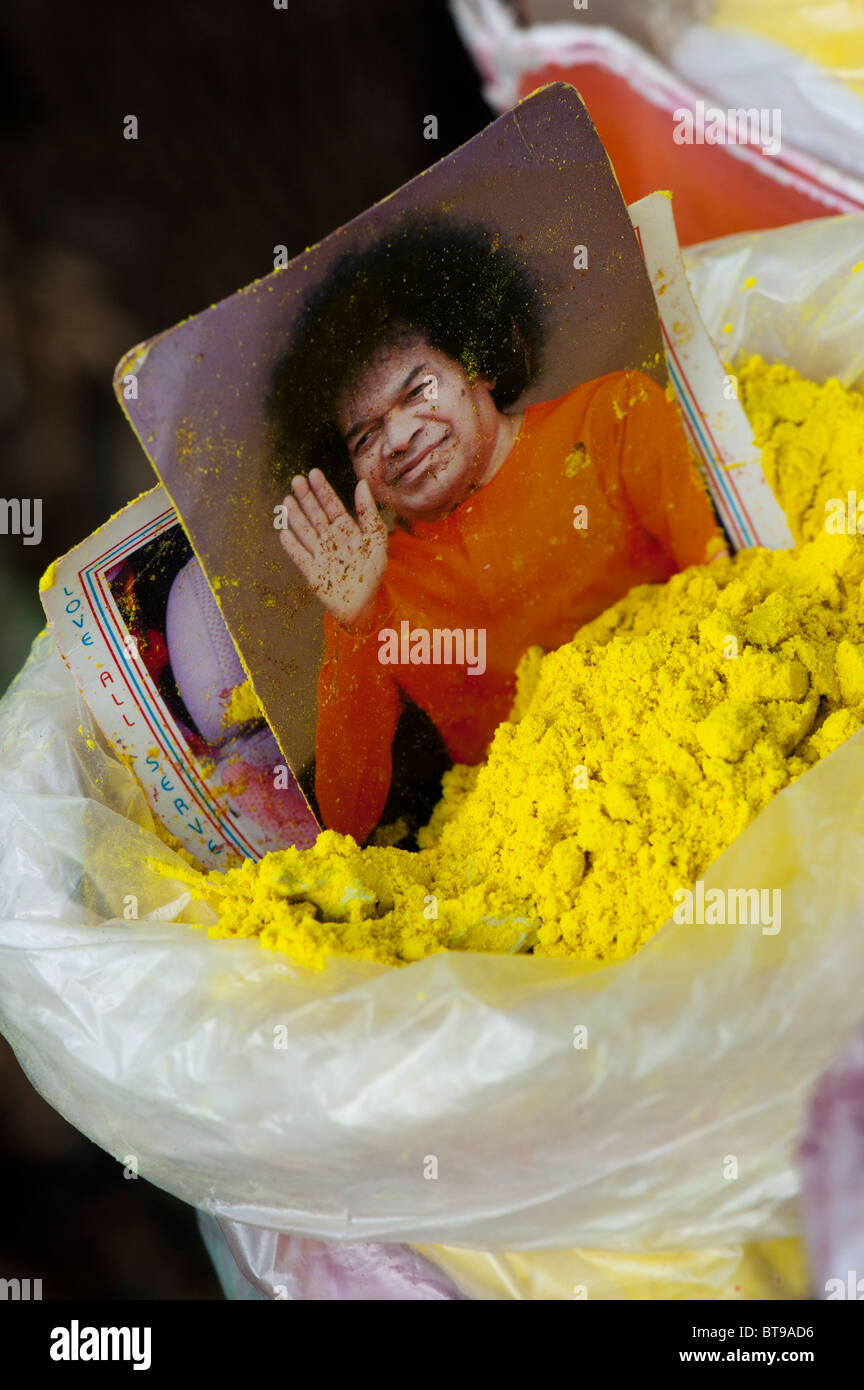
[409,382,428,399]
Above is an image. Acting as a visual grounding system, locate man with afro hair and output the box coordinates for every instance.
[268,219,725,844]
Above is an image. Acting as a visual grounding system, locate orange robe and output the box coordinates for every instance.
[315,369,724,842]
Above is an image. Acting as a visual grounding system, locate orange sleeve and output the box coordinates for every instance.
[315,609,402,844]
[614,371,726,570]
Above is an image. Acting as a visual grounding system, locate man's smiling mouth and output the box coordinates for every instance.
[391,436,448,487]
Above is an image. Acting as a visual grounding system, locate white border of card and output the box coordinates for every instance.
[629,192,794,551]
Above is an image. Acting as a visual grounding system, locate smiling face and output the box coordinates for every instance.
[334,329,510,523]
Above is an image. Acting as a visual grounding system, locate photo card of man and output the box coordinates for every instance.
[113,82,725,847]
[39,487,319,867]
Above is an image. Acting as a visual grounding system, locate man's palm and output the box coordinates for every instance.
[278,468,387,626]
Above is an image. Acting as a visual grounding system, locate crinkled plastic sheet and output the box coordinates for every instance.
[798,1016,864,1298]
[196,1212,465,1300]
[683,214,864,391]
[2,216,864,1279]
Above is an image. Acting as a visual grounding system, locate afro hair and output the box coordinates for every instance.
[265,217,543,510]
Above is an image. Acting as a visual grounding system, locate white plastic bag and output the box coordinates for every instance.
[682,214,864,390]
[195,1212,465,1300]
[2,213,864,1262]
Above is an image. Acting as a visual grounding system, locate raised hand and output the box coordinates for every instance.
[278,468,388,627]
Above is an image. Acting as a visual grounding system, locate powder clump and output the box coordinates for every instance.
[223,676,262,728]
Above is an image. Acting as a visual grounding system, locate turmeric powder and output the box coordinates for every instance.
[174,359,864,969]
[222,676,262,729]
[736,354,864,545]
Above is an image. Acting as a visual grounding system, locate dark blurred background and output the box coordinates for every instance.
[0,0,490,1299]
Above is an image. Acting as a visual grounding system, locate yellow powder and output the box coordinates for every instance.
[113,748,205,872]
[736,354,864,545]
[175,361,864,970]
[564,443,590,477]
[222,677,262,728]
[148,820,207,873]
[372,817,412,848]
[712,0,864,104]
[38,559,59,593]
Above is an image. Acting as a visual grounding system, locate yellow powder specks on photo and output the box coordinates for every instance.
[223,677,262,728]
[564,443,590,477]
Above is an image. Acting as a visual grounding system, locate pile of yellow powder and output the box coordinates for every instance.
[737,355,864,544]
[173,357,864,969]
